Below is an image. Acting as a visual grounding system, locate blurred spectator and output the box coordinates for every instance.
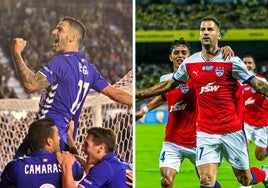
[136,1,268,30]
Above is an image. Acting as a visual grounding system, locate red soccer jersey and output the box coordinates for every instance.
[243,74,268,127]
[164,79,197,148]
[173,51,254,134]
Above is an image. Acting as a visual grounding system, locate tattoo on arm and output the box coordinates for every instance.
[250,77,268,97]
[12,54,49,92]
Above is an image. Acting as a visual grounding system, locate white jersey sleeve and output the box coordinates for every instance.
[160,73,173,82]
[172,61,189,83]
[231,56,255,84]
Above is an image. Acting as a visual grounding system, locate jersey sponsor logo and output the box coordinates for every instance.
[170,100,187,112]
[202,65,214,71]
[215,67,224,77]
[245,97,255,105]
[199,82,220,94]
[24,163,61,175]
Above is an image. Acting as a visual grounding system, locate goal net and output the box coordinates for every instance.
[0,70,133,172]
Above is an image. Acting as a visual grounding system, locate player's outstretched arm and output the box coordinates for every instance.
[11,38,50,93]
[249,77,268,97]
[136,95,165,120]
[136,79,178,102]
[101,85,132,106]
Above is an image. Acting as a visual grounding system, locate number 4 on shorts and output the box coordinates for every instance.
[160,151,166,162]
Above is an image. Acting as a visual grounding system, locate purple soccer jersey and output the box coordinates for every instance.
[79,152,131,188]
[37,52,109,146]
[0,150,83,187]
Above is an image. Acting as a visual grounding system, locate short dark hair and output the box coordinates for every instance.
[87,127,116,152]
[61,16,86,44]
[169,37,191,54]
[201,16,220,30]
[28,118,56,150]
[243,54,255,61]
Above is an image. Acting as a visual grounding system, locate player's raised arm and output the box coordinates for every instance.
[11,38,50,93]
[249,77,268,97]
[136,79,179,101]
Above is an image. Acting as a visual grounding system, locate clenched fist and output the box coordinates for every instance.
[11,38,27,55]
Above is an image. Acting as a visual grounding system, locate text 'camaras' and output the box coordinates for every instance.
[25,163,61,174]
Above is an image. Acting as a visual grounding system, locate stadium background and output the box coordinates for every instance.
[0,0,133,174]
[136,0,268,124]
[136,0,268,187]
[0,0,132,99]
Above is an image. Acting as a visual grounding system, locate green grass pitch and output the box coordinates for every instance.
[136,123,266,188]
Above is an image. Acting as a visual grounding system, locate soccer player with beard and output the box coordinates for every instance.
[11,16,132,158]
[136,38,233,188]
[136,17,268,187]
[242,54,268,162]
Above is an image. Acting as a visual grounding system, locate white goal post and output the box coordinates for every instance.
[0,70,133,171]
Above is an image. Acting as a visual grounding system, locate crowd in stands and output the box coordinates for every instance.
[0,0,132,99]
[136,0,268,30]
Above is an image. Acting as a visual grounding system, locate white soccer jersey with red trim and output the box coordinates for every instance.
[173,50,254,134]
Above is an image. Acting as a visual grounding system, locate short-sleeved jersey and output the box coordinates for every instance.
[243,74,268,127]
[173,50,254,134]
[38,52,109,144]
[160,73,197,148]
[0,150,84,188]
[79,152,131,188]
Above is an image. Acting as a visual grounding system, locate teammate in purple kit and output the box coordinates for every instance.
[11,16,132,157]
[57,126,132,188]
[0,118,84,188]
[136,17,268,187]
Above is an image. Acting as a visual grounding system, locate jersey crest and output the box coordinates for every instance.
[180,85,189,94]
[215,67,224,77]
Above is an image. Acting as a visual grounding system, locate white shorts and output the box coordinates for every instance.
[159,142,196,173]
[244,122,268,148]
[196,130,250,170]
